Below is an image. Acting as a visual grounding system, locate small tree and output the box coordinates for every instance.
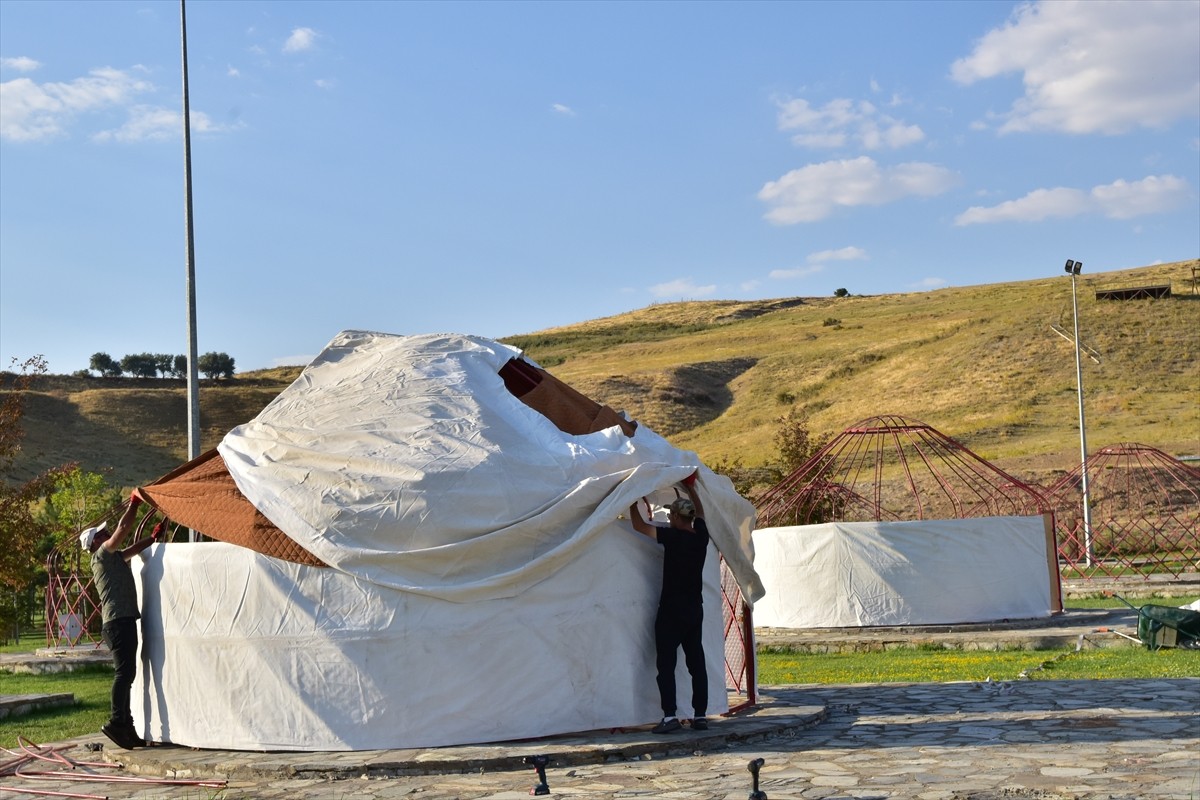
[120,352,159,379]
[833,288,849,298]
[0,357,70,643]
[89,352,122,377]
[172,355,188,378]
[774,407,829,476]
[154,354,176,378]
[198,352,235,379]
[39,467,121,558]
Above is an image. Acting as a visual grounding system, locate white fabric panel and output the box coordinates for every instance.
[217,331,762,605]
[132,536,728,751]
[752,516,1052,628]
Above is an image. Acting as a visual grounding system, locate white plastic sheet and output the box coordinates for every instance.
[130,331,755,750]
[751,516,1054,628]
[133,536,729,751]
[217,331,762,604]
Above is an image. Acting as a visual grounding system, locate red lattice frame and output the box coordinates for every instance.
[720,558,755,713]
[756,415,1052,528]
[44,504,163,649]
[1048,443,1200,580]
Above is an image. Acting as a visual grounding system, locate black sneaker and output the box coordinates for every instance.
[691,716,709,731]
[101,722,143,750]
[651,717,682,734]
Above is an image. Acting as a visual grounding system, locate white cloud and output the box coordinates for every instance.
[92,106,230,143]
[227,65,241,78]
[648,278,717,299]
[1,56,40,73]
[314,78,336,90]
[775,95,926,150]
[1090,175,1191,219]
[0,67,153,141]
[769,265,824,280]
[551,103,576,116]
[951,0,1200,134]
[808,246,867,264]
[283,27,318,54]
[759,156,960,224]
[912,277,949,290]
[954,174,1189,225]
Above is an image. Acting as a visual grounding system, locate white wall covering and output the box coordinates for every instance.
[752,516,1054,628]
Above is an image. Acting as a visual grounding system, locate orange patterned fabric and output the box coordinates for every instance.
[501,359,636,437]
[141,450,326,567]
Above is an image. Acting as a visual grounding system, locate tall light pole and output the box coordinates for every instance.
[181,0,201,542]
[1065,259,1093,564]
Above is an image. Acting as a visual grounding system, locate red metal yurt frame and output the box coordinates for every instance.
[756,415,1052,528]
[1048,443,1200,580]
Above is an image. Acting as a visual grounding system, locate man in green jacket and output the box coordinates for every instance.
[79,492,160,750]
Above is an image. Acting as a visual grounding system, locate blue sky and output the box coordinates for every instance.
[2,0,1197,374]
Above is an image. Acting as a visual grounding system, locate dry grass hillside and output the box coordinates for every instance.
[3,260,1197,492]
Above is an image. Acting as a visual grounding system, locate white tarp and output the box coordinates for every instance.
[217,331,761,604]
[130,331,758,750]
[133,536,728,751]
[751,516,1054,628]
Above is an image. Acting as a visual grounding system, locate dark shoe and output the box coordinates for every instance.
[101,722,143,750]
[691,716,709,731]
[651,717,682,734]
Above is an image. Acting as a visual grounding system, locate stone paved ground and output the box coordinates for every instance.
[3,679,1196,799]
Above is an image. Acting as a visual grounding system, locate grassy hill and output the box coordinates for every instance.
[4,260,1197,493]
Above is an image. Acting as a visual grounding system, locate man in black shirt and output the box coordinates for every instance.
[628,475,711,733]
[79,492,160,750]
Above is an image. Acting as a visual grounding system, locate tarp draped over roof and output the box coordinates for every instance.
[140,331,762,604]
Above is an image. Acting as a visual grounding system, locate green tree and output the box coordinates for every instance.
[153,354,177,378]
[89,352,122,377]
[120,353,158,379]
[833,288,849,298]
[774,407,829,476]
[198,352,236,379]
[39,467,121,557]
[172,355,188,378]
[0,357,71,643]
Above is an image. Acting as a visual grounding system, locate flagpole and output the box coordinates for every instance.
[180,0,202,542]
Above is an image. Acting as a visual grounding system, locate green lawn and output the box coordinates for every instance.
[756,644,1198,685]
[0,665,111,748]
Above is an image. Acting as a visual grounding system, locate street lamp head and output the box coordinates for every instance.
[1064,259,1082,275]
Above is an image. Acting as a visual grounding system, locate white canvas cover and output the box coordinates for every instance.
[751,516,1054,628]
[131,331,760,750]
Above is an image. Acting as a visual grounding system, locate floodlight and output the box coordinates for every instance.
[1062,255,1092,563]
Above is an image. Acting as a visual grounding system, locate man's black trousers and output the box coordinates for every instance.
[102,617,138,728]
[654,603,707,718]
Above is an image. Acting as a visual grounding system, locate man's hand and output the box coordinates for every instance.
[681,470,699,488]
[150,521,166,541]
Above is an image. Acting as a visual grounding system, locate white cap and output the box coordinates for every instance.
[79,522,108,551]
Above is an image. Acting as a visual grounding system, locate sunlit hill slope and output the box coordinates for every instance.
[4,260,1197,493]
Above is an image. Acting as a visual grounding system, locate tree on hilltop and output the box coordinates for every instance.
[198,352,236,379]
[89,352,122,377]
[121,353,159,379]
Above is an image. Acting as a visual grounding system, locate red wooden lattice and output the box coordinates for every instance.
[1048,443,1200,580]
[720,558,755,713]
[756,415,1051,528]
[44,541,103,650]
